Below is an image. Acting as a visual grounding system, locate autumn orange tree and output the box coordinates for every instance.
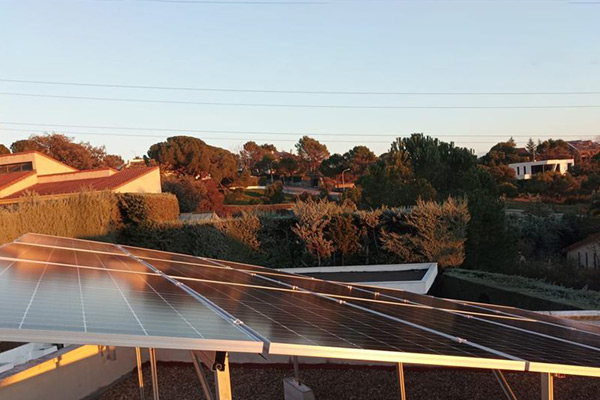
[11,133,124,169]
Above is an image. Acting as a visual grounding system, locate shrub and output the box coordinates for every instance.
[117,193,179,224]
[0,192,119,244]
[381,197,470,268]
[264,181,285,204]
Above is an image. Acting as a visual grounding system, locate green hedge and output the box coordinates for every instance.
[0,192,120,244]
[0,191,179,245]
[117,193,179,224]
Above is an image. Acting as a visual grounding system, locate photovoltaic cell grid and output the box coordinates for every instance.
[2,233,600,377]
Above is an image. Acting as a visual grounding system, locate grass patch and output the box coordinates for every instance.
[445,268,600,310]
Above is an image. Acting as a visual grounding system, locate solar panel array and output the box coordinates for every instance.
[1,232,600,377]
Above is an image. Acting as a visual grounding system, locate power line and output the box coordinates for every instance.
[137,0,327,4]
[0,121,596,138]
[1,78,599,96]
[1,127,594,145]
[2,91,600,109]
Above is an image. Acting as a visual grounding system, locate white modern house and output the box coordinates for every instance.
[508,159,574,180]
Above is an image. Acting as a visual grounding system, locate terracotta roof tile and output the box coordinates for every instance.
[6,167,158,199]
[0,171,35,191]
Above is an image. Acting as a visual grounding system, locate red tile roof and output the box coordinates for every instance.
[0,171,35,191]
[5,167,158,199]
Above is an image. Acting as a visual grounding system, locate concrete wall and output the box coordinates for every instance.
[567,242,600,269]
[0,345,139,400]
[282,263,438,294]
[115,168,161,194]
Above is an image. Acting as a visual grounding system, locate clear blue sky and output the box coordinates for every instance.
[1,0,599,159]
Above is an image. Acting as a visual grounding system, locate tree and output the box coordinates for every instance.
[526,138,537,161]
[240,141,277,174]
[345,145,377,178]
[480,138,529,166]
[320,145,377,181]
[0,144,9,155]
[147,136,237,182]
[536,139,574,161]
[162,175,224,213]
[10,133,123,170]
[319,153,348,178]
[295,136,329,174]
[275,155,299,177]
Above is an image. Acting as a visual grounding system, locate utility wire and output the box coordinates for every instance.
[0,128,592,145]
[0,121,595,138]
[1,78,598,96]
[0,128,547,144]
[2,91,600,109]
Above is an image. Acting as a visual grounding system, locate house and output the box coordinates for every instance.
[565,234,600,269]
[508,159,574,180]
[567,140,600,161]
[0,151,161,204]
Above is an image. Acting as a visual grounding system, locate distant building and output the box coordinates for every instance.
[565,234,600,269]
[508,159,574,180]
[0,151,161,204]
[567,140,600,161]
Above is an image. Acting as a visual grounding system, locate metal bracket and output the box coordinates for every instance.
[193,350,227,372]
[492,370,518,400]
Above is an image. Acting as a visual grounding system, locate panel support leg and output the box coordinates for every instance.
[149,348,160,400]
[397,362,406,400]
[292,356,301,384]
[191,351,215,400]
[541,373,554,400]
[214,352,232,400]
[492,370,518,400]
[135,347,145,400]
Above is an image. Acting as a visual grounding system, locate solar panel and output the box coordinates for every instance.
[4,233,600,378]
[16,232,125,255]
[0,242,150,273]
[0,257,262,352]
[124,249,600,376]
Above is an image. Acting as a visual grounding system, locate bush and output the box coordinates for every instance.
[0,192,120,244]
[264,181,285,204]
[117,193,179,224]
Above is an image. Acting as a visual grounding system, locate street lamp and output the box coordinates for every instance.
[341,168,350,191]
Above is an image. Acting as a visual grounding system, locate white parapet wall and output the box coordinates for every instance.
[280,263,438,294]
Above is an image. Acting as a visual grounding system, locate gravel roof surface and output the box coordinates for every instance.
[97,363,600,400]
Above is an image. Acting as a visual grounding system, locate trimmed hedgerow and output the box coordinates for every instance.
[0,192,120,244]
[117,193,179,224]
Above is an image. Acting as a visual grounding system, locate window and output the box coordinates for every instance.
[586,252,589,268]
[578,252,582,268]
[595,253,598,269]
[0,162,33,175]
[517,166,520,175]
